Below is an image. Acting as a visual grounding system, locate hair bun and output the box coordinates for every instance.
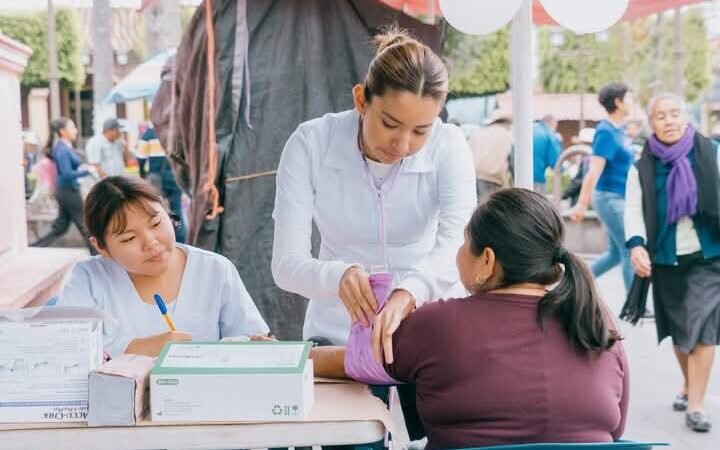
[373,26,413,54]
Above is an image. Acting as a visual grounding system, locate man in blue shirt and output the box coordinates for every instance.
[533,114,562,193]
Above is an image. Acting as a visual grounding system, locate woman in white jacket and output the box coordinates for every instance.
[272,27,476,359]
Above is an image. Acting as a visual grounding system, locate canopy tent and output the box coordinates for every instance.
[151,0,442,340]
[104,49,176,104]
[378,0,708,23]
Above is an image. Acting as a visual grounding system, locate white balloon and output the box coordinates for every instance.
[439,0,524,36]
[540,0,629,35]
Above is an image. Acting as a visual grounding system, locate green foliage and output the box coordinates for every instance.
[443,24,509,96]
[0,9,84,89]
[683,10,710,102]
[538,8,710,103]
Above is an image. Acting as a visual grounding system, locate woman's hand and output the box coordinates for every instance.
[249,334,277,342]
[125,331,192,357]
[372,289,415,365]
[630,246,652,278]
[339,266,378,326]
[569,202,588,223]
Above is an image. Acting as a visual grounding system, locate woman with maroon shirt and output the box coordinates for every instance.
[310,188,629,449]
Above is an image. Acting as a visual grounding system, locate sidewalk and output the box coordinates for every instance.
[595,267,720,449]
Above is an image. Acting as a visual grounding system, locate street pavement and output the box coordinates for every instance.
[595,266,720,450]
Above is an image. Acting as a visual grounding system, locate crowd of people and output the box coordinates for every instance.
[25,117,187,251]
[22,26,719,448]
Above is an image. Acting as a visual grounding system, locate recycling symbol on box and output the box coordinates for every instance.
[272,405,283,416]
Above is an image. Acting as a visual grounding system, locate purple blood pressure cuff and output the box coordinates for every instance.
[343,272,401,385]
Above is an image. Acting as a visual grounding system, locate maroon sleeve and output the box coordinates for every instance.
[384,300,446,382]
[611,341,630,440]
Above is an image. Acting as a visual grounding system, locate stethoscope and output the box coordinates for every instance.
[357,116,404,269]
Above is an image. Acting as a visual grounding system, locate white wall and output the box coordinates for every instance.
[0,34,32,263]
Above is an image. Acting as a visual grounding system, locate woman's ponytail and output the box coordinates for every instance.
[538,249,621,352]
[468,189,621,355]
[44,117,70,160]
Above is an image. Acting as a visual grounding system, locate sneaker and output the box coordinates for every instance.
[673,393,688,411]
[686,411,712,432]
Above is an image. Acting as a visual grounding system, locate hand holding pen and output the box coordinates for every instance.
[123,294,192,357]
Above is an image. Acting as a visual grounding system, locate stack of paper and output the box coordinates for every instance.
[0,307,104,423]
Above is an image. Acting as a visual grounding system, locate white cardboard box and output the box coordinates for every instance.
[87,354,155,426]
[0,307,104,423]
[150,341,314,422]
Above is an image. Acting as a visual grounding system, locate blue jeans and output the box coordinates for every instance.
[591,190,633,291]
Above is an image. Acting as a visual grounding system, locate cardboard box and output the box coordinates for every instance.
[87,354,154,426]
[150,341,314,422]
[0,307,104,423]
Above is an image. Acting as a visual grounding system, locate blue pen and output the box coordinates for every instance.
[153,294,176,331]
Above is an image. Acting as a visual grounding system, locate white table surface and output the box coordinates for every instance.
[0,382,393,450]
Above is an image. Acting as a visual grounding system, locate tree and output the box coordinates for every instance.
[443,24,509,96]
[0,9,84,89]
[538,8,710,103]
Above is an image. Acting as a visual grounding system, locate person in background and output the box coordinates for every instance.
[625,119,647,159]
[570,82,635,292]
[561,128,595,207]
[533,114,563,194]
[85,118,132,178]
[469,111,512,202]
[135,124,187,243]
[31,118,95,253]
[57,176,268,358]
[625,93,720,432]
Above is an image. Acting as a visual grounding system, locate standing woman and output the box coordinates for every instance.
[31,117,95,253]
[570,82,635,291]
[625,93,720,432]
[271,26,476,438]
[272,26,475,351]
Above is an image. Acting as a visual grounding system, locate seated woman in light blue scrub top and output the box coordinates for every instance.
[57,176,269,358]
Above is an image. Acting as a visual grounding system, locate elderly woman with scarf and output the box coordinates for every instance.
[625,93,720,432]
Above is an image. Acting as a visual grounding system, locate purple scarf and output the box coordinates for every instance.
[647,126,698,224]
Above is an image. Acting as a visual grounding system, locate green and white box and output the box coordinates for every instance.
[150,341,314,422]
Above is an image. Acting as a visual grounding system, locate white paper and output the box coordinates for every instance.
[160,343,306,369]
[0,317,103,422]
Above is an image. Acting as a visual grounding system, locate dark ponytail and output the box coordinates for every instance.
[539,249,620,352]
[45,117,71,160]
[467,188,621,353]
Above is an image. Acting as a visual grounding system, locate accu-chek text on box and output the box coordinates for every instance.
[0,307,104,423]
[150,341,314,422]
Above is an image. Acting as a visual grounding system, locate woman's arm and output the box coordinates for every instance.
[310,346,348,379]
[54,144,90,182]
[611,342,630,440]
[625,166,651,277]
[569,156,606,222]
[57,263,133,358]
[271,127,358,300]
